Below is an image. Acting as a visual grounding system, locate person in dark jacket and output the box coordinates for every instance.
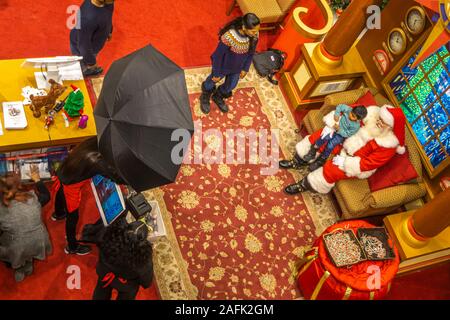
[200,13,260,114]
[0,165,52,282]
[92,219,153,300]
[51,137,124,255]
[69,0,115,77]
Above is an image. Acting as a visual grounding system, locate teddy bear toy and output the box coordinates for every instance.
[29,79,67,118]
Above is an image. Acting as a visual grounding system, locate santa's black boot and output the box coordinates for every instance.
[308,154,328,171]
[279,154,307,169]
[284,177,313,195]
[200,82,215,114]
[211,88,229,113]
[302,146,318,162]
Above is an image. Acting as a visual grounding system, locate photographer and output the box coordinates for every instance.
[92,219,153,300]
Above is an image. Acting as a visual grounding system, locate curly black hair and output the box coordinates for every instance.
[100,220,152,270]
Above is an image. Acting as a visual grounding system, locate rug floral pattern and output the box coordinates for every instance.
[91,67,338,300]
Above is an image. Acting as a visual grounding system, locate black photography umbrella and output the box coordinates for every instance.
[94,45,194,192]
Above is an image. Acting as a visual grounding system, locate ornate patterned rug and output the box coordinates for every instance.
[90,67,338,300]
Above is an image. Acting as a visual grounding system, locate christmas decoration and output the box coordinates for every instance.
[328,0,390,14]
[63,84,84,119]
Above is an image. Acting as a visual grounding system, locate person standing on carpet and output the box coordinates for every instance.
[200,13,260,114]
[52,137,124,255]
[92,220,153,300]
[0,165,52,282]
[69,0,115,77]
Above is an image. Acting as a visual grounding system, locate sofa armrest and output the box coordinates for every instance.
[368,183,426,209]
[321,88,370,115]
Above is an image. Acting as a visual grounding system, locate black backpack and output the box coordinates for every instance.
[252,48,287,85]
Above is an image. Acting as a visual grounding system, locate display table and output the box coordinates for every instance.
[297,220,400,300]
[0,58,97,153]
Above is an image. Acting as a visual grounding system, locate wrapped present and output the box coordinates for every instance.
[297,220,400,300]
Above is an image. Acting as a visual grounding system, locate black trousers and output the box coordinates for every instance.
[54,186,68,217]
[92,277,139,300]
[55,186,79,250]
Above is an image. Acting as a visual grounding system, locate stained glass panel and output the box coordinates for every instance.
[400,95,421,123]
[414,79,434,107]
[425,139,446,167]
[389,44,450,171]
[426,101,449,131]
[437,45,449,57]
[390,74,408,101]
[440,125,450,155]
[412,116,435,145]
[421,51,439,72]
[408,67,424,88]
[441,89,450,114]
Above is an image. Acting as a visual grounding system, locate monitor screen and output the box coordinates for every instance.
[90,174,126,226]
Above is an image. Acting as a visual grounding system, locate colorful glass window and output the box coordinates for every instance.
[388,44,450,170]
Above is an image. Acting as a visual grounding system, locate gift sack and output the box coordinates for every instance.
[297,220,400,300]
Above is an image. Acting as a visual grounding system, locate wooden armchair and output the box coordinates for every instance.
[302,88,427,219]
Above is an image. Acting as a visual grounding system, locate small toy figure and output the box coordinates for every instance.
[63,85,85,120]
[30,79,67,118]
[78,114,88,129]
[44,110,56,130]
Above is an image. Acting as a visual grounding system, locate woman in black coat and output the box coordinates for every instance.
[92,219,153,300]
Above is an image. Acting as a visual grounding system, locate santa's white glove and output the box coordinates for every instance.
[321,126,335,139]
[332,155,345,170]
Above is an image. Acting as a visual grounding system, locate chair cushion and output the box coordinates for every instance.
[350,90,377,107]
[237,0,283,23]
[368,150,419,192]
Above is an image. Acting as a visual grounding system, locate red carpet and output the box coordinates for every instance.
[0,183,159,300]
[161,87,319,299]
[0,0,276,71]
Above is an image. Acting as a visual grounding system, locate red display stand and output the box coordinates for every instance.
[297,220,400,300]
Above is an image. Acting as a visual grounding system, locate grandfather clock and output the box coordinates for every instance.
[282,0,381,109]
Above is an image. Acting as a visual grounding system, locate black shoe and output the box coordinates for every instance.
[303,146,318,162]
[267,75,279,85]
[51,212,67,221]
[284,182,306,195]
[200,83,214,114]
[279,158,306,169]
[308,156,327,171]
[83,66,103,77]
[212,89,229,113]
[64,244,92,256]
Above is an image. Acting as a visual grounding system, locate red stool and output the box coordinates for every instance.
[297,220,399,300]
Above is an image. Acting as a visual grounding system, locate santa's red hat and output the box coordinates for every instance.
[379,105,406,154]
[70,84,80,92]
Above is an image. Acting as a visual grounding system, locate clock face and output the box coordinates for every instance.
[388,29,407,55]
[406,7,426,35]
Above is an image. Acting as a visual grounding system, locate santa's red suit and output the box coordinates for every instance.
[295,105,406,194]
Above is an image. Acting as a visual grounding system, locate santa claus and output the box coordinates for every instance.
[280,105,407,194]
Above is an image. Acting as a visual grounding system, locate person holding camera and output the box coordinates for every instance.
[92,220,153,300]
[0,165,52,282]
[52,137,124,256]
